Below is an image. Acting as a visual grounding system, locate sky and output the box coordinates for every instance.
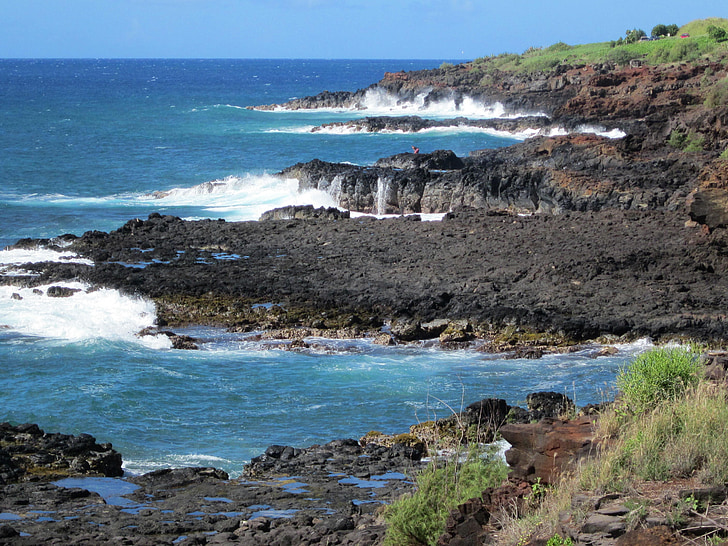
[0,0,725,60]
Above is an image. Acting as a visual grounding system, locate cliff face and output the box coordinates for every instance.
[280,135,707,217]
[259,57,728,228]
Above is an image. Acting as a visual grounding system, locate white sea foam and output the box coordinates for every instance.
[0,247,93,266]
[359,88,536,119]
[0,248,94,277]
[263,89,546,119]
[0,282,170,348]
[306,122,627,141]
[144,174,338,221]
[122,453,233,476]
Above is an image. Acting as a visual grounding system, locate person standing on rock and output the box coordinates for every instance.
[411,145,419,154]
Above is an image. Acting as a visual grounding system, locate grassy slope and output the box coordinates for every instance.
[464,17,728,76]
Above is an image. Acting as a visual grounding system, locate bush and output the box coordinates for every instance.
[383,450,508,546]
[615,346,702,415]
[546,41,572,52]
[668,40,701,63]
[705,78,728,107]
[668,130,706,152]
[606,49,639,66]
[582,381,728,490]
[708,25,728,42]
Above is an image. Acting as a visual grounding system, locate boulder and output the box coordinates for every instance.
[0,423,123,483]
[527,392,576,420]
[499,416,600,484]
[259,205,350,221]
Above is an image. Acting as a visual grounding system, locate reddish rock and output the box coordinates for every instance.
[615,525,684,545]
[499,416,601,484]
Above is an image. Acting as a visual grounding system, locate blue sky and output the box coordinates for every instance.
[1,0,725,59]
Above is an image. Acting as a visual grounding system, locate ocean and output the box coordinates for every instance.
[0,59,640,477]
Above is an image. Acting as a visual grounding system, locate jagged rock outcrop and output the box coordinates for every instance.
[0,423,122,484]
[259,204,350,221]
[279,137,709,215]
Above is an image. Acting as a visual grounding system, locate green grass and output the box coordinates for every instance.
[680,17,728,37]
[468,17,728,75]
[581,380,728,491]
[383,449,508,546]
[615,346,702,415]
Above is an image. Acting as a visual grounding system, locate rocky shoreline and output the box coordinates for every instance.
[5,205,728,347]
[3,49,728,545]
[0,392,588,545]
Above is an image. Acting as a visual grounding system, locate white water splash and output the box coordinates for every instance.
[0,282,170,348]
[0,248,94,277]
[375,177,389,215]
[143,174,338,220]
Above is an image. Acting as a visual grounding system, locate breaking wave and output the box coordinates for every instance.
[0,281,169,347]
[144,174,338,220]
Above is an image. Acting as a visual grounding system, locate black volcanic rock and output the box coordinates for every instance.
[0,423,122,484]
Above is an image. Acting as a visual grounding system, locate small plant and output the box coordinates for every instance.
[383,449,507,545]
[616,346,702,415]
[624,498,649,528]
[529,477,547,501]
[546,533,574,546]
[668,494,699,527]
[720,147,728,160]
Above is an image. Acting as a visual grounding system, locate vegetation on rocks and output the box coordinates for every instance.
[385,346,728,545]
[383,449,508,546]
[468,17,728,74]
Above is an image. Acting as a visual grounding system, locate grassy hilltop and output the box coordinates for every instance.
[460,17,728,75]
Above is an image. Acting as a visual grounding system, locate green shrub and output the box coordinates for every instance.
[547,534,574,546]
[546,41,572,52]
[683,133,706,152]
[583,380,728,490]
[668,130,706,152]
[615,346,702,415]
[720,147,728,160]
[607,48,640,66]
[705,78,728,107]
[383,450,508,546]
[668,39,701,62]
[668,130,688,149]
[708,25,728,42]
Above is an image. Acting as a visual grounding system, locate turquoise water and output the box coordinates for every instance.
[0,59,635,477]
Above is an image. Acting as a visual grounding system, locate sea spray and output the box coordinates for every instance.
[142,174,338,220]
[0,282,169,348]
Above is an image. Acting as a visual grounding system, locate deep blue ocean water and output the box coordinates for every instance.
[0,59,639,476]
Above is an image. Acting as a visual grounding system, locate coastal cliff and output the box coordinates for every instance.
[255,55,728,228]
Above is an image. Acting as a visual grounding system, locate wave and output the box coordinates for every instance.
[0,281,170,348]
[359,88,541,119]
[143,174,338,220]
[304,122,627,141]
[0,247,93,267]
[264,89,546,120]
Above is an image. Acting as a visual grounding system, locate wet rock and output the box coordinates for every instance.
[46,285,82,298]
[0,423,122,483]
[527,392,576,420]
[259,205,350,221]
